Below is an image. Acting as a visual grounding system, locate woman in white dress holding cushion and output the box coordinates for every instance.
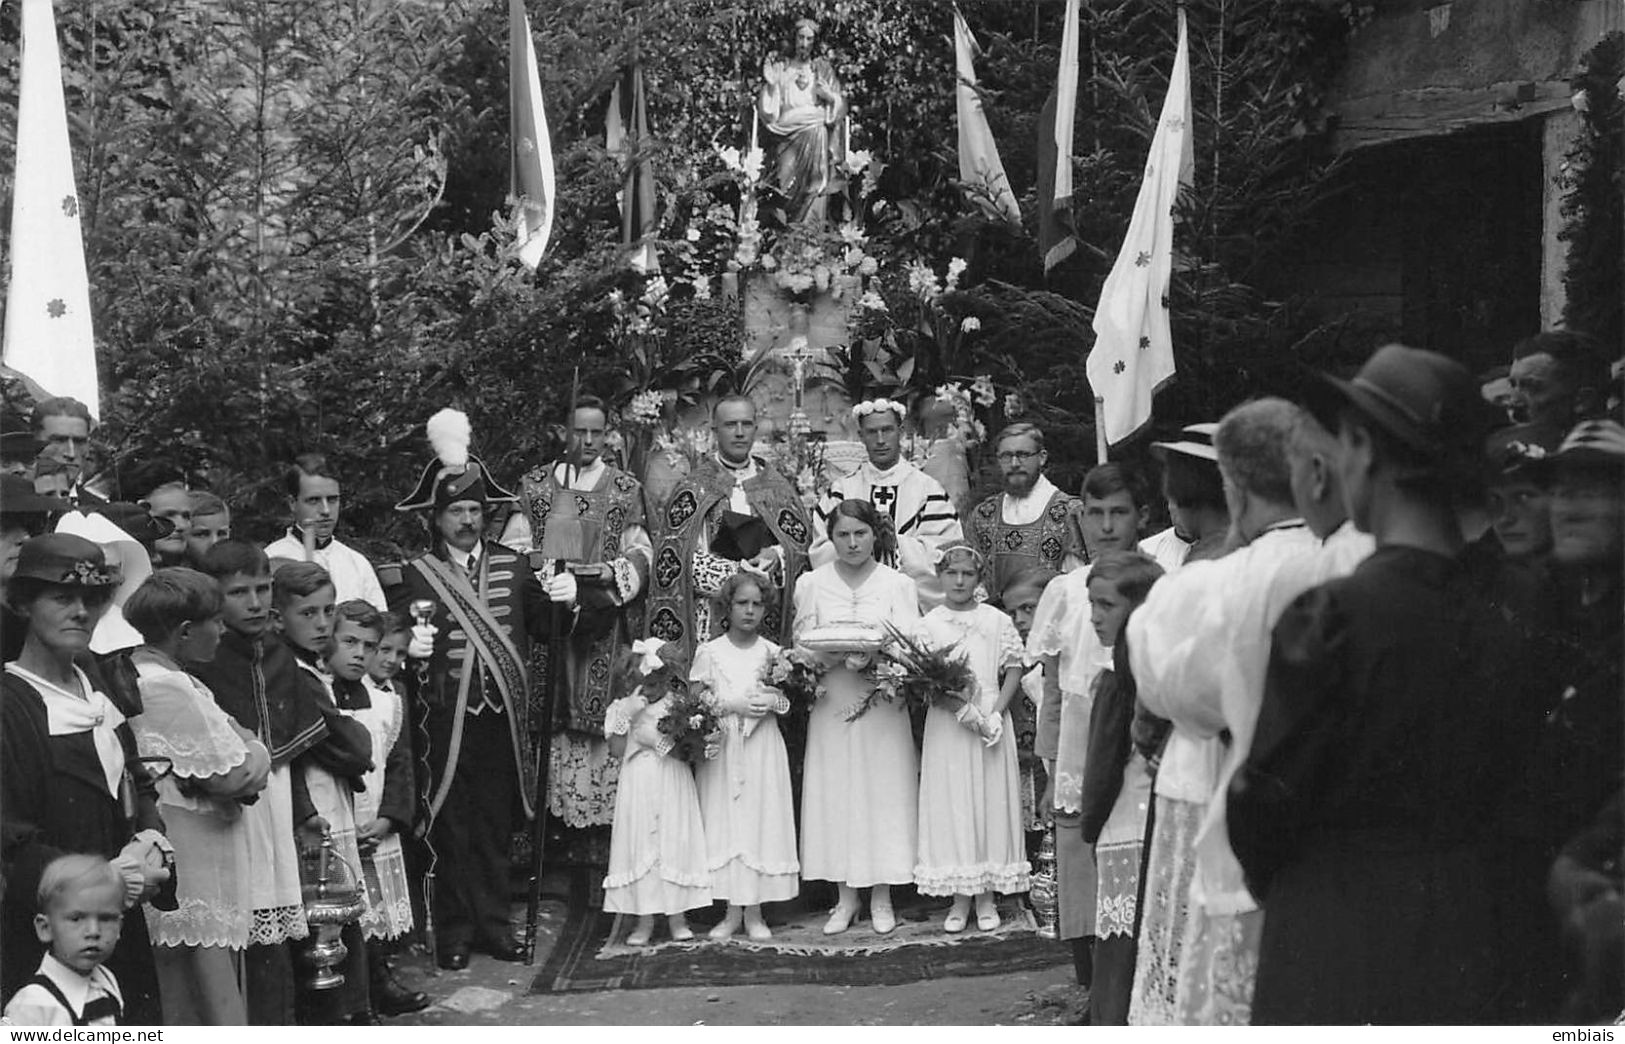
[794,499,920,935]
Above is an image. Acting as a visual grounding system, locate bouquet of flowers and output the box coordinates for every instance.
[656,684,723,765]
[877,623,977,713]
[618,639,722,765]
[759,645,825,706]
[838,654,907,722]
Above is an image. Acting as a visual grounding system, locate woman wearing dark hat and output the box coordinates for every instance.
[1227,345,1542,1024]
[1,475,64,663]
[1,534,173,1023]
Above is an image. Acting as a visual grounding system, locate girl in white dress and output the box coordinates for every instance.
[602,653,712,946]
[914,546,1031,932]
[794,499,920,935]
[126,568,271,1025]
[692,573,799,940]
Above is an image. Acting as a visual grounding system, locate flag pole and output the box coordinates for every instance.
[1095,396,1108,463]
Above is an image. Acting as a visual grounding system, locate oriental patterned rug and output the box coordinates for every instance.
[530,892,1068,994]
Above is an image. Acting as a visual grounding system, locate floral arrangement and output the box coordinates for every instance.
[618,640,721,764]
[837,651,907,723]
[928,378,994,447]
[758,645,826,706]
[875,622,977,715]
[806,622,980,723]
[656,685,723,765]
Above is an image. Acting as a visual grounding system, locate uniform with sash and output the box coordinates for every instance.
[385,538,569,952]
[388,449,575,955]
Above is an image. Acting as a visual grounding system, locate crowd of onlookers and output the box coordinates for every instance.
[0,326,1619,1027]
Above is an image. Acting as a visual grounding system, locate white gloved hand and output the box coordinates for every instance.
[954,701,985,732]
[545,571,579,606]
[979,713,1004,748]
[408,623,437,659]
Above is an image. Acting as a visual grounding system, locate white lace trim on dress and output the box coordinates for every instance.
[913,860,1033,896]
[248,905,308,945]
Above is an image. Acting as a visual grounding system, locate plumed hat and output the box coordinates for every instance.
[395,409,517,512]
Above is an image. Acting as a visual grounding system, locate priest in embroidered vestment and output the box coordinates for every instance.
[500,397,653,863]
[810,398,963,608]
[966,422,1086,597]
[645,395,811,659]
[386,410,579,969]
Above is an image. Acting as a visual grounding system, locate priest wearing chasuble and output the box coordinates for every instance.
[500,397,654,863]
[645,395,811,660]
[385,411,579,970]
[965,422,1086,598]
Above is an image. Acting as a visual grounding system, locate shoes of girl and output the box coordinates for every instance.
[823,904,858,935]
[943,909,968,933]
[668,915,694,942]
[745,919,773,941]
[871,901,897,934]
[975,896,1001,931]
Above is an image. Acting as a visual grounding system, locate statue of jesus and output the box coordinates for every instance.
[758,18,848,226]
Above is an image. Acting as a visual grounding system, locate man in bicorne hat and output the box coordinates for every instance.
[384,412,579,970]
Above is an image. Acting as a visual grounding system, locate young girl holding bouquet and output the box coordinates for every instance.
[914,545,1031,932]
[691,573,799,940]
[603,646,712,946]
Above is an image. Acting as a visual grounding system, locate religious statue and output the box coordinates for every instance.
[758,18,848,226]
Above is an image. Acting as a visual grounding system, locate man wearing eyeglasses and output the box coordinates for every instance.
[966,423,1085,599]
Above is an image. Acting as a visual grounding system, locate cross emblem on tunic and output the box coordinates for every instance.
[870,485,898,516]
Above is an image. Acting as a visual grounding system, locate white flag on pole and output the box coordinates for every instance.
[1085,7,1193,447]
[3,0,100,418]
[953,5,1021,227]
[509,0,555,270]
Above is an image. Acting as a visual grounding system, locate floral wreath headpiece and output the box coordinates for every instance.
[852,398,905,422]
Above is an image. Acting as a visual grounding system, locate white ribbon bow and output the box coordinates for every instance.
[629,638,666,676]
[7,664,127,796]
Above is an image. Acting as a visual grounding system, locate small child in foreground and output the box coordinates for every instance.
[3,855,128,1026]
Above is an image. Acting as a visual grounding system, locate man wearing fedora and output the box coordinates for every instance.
[1228,344,1541,1024]
[384,410,579,969]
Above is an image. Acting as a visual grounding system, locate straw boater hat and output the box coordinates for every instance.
[1150,422,1219,462]
[395,408,517,512]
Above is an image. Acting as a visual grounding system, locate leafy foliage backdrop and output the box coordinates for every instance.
[0,0,1368,547]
